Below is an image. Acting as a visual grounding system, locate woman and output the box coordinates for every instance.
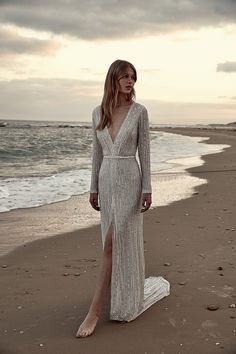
[76,60,170,338]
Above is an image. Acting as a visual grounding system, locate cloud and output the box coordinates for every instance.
[145,99,236,125]
[218,95,236,100]
[0,27,60,56]
[216,61,236,73]
[0,0,236,40]
[0,77,103,99]
[0,78,235,124]
[0,78,103,121]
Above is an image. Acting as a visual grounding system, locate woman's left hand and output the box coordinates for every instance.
[141,193,152,213]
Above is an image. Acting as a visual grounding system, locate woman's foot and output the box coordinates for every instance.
[76,312,99,338]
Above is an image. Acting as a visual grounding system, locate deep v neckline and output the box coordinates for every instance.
[106,102,135,145]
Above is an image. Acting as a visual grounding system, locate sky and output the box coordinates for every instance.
[0,0,236,125]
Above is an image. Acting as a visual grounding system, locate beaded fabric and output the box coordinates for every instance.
[90,102,170,322]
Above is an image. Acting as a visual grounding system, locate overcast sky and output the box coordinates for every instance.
[0,0,236,124]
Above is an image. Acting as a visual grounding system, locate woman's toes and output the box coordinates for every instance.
[76,314,99,338]
[76,328,89,338]
[76,329,83,337]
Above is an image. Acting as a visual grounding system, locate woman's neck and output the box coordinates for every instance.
[117,94,132,107]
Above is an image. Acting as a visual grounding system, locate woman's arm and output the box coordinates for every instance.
[89,107,103,194]
[138,106,152,194]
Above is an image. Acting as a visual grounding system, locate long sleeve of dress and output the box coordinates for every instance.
[138,106,152,194]
[89,108,103,193]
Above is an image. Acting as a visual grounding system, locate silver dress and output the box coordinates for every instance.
[90,102,170,322]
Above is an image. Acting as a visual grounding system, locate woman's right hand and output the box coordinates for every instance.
[89,193,100,211]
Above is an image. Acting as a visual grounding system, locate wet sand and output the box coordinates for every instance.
[0,128,236,354]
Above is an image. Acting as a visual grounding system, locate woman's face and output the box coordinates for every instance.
[118,67,136,95]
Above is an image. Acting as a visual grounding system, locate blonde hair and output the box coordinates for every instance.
[96,59,137,130]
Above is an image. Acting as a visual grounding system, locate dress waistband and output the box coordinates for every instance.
[104,155,135,159]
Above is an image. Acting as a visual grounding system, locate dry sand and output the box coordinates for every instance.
[0,128,236,354]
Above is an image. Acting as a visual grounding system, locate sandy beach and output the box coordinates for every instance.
[0,127,236,354]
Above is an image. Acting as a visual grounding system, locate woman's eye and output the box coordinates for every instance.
[120,73,135,80]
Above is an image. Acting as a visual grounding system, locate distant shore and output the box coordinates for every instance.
[0,127,236,354]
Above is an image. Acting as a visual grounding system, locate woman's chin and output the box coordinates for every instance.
[123,90,132,94]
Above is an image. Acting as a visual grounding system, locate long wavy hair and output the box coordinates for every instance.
[96,59,137,130]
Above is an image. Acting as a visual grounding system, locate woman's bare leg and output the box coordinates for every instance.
[76,224,113,338]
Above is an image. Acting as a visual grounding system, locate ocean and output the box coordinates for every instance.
[0,119,231,257]
[0,119,229,214]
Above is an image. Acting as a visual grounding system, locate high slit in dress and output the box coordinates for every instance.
[89,102,170,322]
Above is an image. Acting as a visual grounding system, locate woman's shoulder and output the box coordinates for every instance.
[92,104,101,115]
[134,102,148,114]
[91,105,101,123]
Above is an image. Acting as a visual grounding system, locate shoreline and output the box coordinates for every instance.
[0,130,229,258]
[0,127,236,353]
[0,128,227,216]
